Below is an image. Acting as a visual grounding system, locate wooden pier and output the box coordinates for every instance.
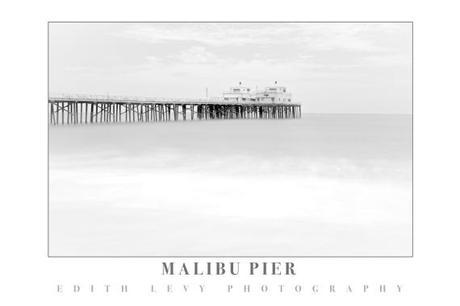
[48,95,302,125]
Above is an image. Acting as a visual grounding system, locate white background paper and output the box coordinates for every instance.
[1,0,459,304]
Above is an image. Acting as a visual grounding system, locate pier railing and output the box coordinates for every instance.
[49,94,298,106]
[50,94,229,105]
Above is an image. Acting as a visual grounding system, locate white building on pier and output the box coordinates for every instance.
[223,81,292,103]
[222,82,253,102]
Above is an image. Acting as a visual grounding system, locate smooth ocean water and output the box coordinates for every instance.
[49,114,412,256]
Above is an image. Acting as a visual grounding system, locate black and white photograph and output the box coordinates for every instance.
[48,22,412,257]
[5,0,460,305]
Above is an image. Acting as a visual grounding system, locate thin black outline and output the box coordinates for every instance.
[47,21,414,258]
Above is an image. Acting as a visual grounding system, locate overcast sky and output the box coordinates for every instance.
[49,23,412,114]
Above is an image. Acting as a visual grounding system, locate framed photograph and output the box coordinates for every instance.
[14,0,460,300]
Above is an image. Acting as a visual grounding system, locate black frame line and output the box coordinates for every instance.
[47,21,414,258]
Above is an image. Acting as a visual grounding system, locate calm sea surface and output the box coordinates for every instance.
[49,114,412,256]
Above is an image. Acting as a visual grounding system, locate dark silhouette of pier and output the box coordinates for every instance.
[48,95,302,125]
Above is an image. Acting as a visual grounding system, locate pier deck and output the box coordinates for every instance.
[48,95,301,125]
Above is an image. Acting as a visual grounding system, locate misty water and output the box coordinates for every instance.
[49,114,412,256]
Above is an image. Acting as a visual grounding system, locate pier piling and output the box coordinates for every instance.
[48,97,301,125]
